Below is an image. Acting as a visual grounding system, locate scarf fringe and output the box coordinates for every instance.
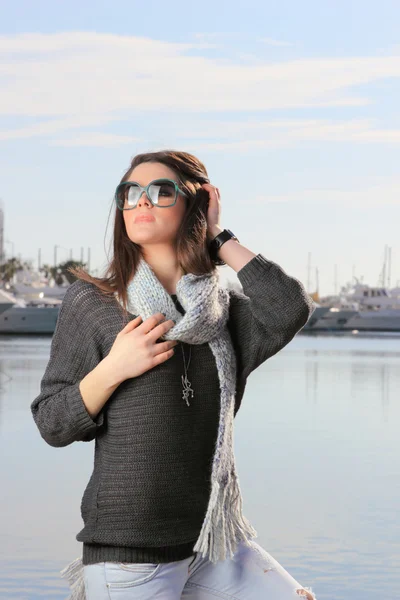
[193,471,258,564]
[60,556,85,600]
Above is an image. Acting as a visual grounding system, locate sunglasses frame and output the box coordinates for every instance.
[115,178,188,210]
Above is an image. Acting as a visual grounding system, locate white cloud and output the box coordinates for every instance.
[252,178,400,207]
[0,114,121,140]
[3,114,400,149]
[49,132,141,147]
[0,32,399,124]
[187,118,400,150]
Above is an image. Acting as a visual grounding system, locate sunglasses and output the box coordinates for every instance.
[115,178,188,210]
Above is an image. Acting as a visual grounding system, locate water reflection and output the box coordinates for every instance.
[0,334,399,599]
[304,351,398,417]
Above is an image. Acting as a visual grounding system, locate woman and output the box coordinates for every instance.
[31,150,317,599]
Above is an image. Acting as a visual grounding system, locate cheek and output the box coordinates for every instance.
[123,214,138,238]
[167,203,186,228]
[124,216,133,235]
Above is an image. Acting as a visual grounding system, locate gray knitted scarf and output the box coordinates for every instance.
[60,257,258,599]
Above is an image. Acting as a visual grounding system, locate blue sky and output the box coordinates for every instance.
[1,0,400,295]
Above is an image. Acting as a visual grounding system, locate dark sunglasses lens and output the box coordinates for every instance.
[116,184,141,209]
[127,184,141,207]
[148,181,176,206]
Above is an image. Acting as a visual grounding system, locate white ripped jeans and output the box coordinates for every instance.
[83,539,317,599]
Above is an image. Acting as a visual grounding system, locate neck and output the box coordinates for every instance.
[140,245,186,295]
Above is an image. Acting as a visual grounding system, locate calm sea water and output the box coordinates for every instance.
[0,333,399,599]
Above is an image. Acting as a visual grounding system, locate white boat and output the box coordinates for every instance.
[303,305,400,334]
[302,281,400,334]
[0,287,64,334]
[339,281,400,311]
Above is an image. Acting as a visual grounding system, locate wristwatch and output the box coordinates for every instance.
[208,229,240,266]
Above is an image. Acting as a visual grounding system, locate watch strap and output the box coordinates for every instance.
[208,229,239,265]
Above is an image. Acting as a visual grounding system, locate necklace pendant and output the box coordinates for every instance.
[181,374,194,406]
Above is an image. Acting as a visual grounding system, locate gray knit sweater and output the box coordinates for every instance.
[30,253,315,566]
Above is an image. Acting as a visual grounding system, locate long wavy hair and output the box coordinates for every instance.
[68,149,218,318]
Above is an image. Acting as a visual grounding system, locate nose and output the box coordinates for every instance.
[137,191,153,206]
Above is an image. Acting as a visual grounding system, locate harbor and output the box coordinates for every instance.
[1,246,400,336]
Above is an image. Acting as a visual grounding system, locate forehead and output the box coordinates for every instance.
[127,162,178,185]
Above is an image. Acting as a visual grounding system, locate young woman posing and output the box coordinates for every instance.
[31,150,317,599]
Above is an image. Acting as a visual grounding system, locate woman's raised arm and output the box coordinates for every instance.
[227,252,316,382]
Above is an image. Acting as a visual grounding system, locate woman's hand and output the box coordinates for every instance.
[201,183,223,242]
[106,313,179,384]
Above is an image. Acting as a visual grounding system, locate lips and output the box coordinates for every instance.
[134,216,155,223]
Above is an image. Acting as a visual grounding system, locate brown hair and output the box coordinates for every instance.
[68,149,217,318]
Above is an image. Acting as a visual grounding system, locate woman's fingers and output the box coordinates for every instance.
[153,339,179,356]
[118,315,142,335]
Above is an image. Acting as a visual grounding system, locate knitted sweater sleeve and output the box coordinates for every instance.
[30,281,105,447]
[228,253,316,382]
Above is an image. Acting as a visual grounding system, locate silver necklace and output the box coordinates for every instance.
[171,293,194,406]
[181,343,194,406]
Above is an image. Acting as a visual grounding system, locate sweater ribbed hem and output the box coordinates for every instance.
[237,253,274,289]
[70,380,104,431]
[82,540,197,565]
